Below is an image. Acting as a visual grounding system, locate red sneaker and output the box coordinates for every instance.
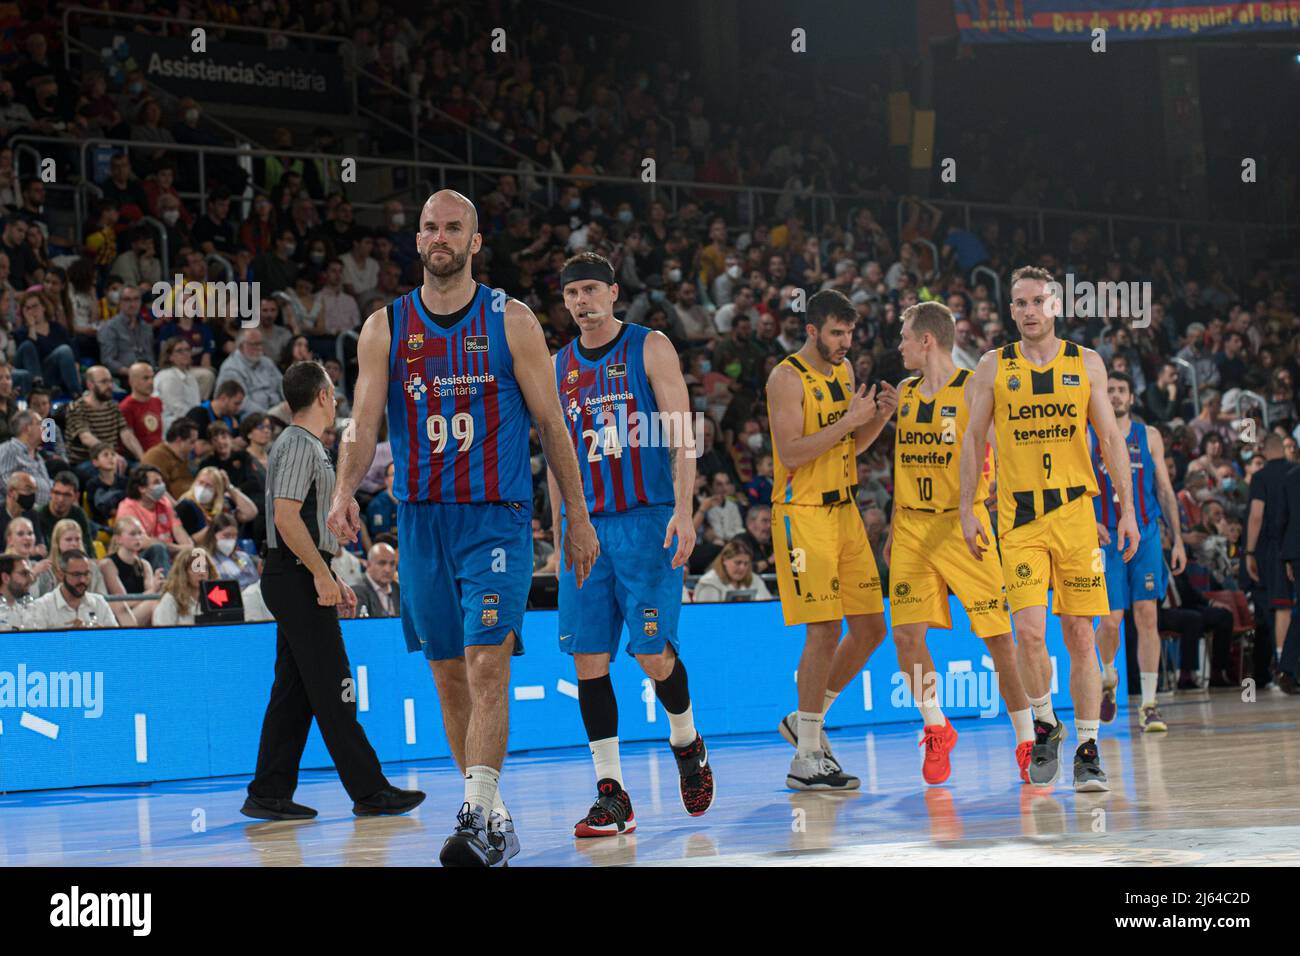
[1016,740,1033,783]
[573,779,636,838]
[919,720,958,785]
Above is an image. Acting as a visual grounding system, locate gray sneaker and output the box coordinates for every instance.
[786,751,860,791]
[1073,742,1109,792]
[1028,718,1067,786]
[489,808,520,862]
[779,712,841,772]
[1139,703,1168,733]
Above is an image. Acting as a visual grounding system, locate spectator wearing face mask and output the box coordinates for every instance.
[176,465,257,547]
[0,470,44,549]
[253,229,302,295]
[203,512,260,590]
[115,464,193,568]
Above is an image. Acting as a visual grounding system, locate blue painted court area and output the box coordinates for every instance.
[4,693,1296,867]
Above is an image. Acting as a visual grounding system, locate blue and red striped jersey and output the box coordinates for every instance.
[1089,420,1161,529]
[386,285,532,504]
[554,322,675,515]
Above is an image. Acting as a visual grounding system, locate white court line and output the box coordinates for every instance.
[134,714,147,762]
[556,679,579,699]
[514,686,544,701]
[20,712,58,739]
[357,665,369,712]
[403,698,416,744]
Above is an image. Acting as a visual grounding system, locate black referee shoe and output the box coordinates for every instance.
[353,786,426,816]
[241,795,318,821]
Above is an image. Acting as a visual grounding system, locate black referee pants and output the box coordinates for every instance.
[249,551,388,802]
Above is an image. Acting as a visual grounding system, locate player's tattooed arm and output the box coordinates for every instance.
[328,308,389,543]
[959,353,997,559]
[768,363,869,470]
[1086,348,1139,560]
[505,300,599,585]
[1148,426,1186,573]
[645,330,697,568]
[960,352,996,520]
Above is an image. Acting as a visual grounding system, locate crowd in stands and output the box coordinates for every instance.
[0,2,1296,696]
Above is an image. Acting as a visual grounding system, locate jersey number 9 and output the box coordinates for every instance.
[426,412,475,453]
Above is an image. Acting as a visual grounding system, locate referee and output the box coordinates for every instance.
[242,361,424,821]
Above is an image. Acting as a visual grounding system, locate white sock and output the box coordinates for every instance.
[666,704,696,749]
[492,784,508,818]
[796,710,823,758]
[464,765,500,816]
[589,736,623,787]
[1076,719,1099,744]
[1102,659,1119,684]
[919,701,946,728]
[822,688,840,715]
[1029,692,1056,725]
[1009,707,1034,745]
[1140,672,1158,706]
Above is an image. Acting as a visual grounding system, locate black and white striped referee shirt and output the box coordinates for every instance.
[265,424,339,556]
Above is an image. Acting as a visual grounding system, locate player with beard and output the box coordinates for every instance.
[767,289,897,790]
[550,251,713,838]
[960,266,1138,791]
[1089,372,1186,733]
[327,191,599,866]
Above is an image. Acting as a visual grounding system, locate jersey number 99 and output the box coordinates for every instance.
[426,412,475,453]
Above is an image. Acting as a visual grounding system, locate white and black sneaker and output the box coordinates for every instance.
[787,751,861,791]
[779,712,843,773]
[439,803,509,867]
[488,808,520,862]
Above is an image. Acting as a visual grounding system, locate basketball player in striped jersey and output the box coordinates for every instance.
[1089,372,1186,733]
[328,190,599,866]
[886,301,1035,784]
[549,251,713,838]
[768,289,897,790]
[961,266,1138,792]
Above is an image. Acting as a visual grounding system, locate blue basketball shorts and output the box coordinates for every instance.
[397,500,532,661]
[557,504,683,659]
[1102,520,1167,612]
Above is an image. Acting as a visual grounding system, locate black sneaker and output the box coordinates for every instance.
[1278,672,1300,695]
[1028,718,1067,786]
[574,778,636,838]
[353,785,426,816]
[672,735,715,817]
[240,795,318,821]
[1073,741,1109,792]
[439,803,508,867]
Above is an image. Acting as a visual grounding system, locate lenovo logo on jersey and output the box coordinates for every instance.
[817,409,845,428]
[1007,402,1078,420]
[898,430,953,445]
[606,363,627,377]
[464,335,489,352]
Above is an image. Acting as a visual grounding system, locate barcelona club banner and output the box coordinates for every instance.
[953,0,1300,42]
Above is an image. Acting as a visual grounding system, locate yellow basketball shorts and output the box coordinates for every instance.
[999,495,1110,617]
[773,502,884,626]
[889,507,1011,638]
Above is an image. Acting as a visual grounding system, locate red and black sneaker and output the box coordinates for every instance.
[573,778,636,839]
[672,734,715,816]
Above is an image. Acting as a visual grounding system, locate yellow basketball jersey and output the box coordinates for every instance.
[894,369,990,512]
[992,340,1098,531]
[770,354,856,507]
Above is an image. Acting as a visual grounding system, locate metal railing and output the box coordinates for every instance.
[13,133,1294,288]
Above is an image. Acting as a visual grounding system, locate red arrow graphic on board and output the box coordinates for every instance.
[207,586,229,607]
